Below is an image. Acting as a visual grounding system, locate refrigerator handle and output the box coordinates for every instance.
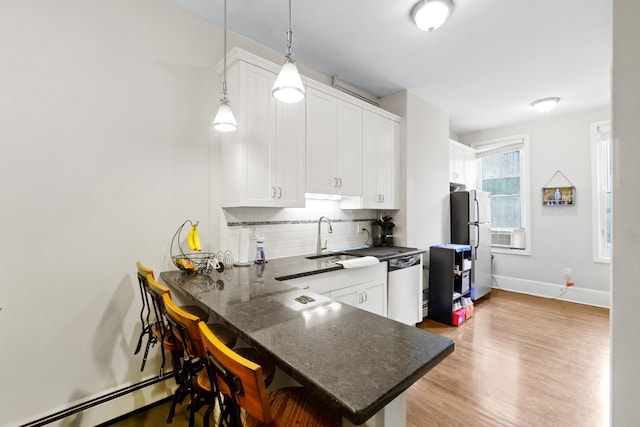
[475,198,480,223]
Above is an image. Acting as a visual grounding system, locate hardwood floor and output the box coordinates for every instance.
[109,289,610,426]
[408,289,610,427]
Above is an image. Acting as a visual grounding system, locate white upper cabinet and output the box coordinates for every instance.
[306,87,362,196]
[362,110,400,209]
[221,55,305,208]
[449,139,478,190]
[219,48,401,208]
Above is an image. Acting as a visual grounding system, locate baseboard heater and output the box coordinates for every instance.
[19,373,174,427]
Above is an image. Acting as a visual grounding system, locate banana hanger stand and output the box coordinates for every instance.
[170,220,223,274]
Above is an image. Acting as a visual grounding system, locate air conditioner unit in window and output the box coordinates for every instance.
[491,229,525,249]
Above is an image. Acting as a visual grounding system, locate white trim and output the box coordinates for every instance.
[492,274,610,308]
[474,134,531,255]
[590,120,612,263]
[18,378,175,427]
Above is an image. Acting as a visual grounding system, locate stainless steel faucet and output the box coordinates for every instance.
[316,216,333,255]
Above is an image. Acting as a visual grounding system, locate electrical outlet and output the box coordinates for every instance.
[564,267,572,277]
[355,223,363,233]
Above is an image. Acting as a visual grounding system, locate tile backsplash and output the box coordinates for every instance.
[220,199,378,261]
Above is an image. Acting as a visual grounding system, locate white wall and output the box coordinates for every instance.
[0,1,223,425]
[379,91,450,252]
[0,2,398,425]
[459,107,611,306]
[611,0,640,424]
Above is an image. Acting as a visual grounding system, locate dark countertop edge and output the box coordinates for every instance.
[351,340,455,424]
[274,264,345,281]
[365,248,426,262]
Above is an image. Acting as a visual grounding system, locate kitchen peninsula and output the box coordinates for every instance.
[160,255,453,426]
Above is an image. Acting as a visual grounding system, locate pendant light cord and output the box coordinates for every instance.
[286,0,293,60]
[222,0,228,99]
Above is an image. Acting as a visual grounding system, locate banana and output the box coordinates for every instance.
[187,225,196,251]
[192,225,202,251]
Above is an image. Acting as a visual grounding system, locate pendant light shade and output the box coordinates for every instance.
[273,59,305,103]
[213,0,237,132]
[272,0,305,103]
[212,100,238,132]
[411,0,454,32]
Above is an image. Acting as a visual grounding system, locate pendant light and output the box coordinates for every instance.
[213,0,238,132]
[272,0,305,103]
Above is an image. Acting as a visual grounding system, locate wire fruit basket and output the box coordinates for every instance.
[170,220,223,274]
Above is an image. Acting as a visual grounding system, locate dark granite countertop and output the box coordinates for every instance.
[160,253,453,425]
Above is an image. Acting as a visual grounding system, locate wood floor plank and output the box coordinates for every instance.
[408,289,609,427]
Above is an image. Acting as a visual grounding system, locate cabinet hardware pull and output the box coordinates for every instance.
[338,178,343,188]
[381,194,384,203]
[277,187,282,198]
[271,187,276,198]
[334,177,338,188]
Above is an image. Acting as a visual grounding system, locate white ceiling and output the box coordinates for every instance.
[167,0,612,135]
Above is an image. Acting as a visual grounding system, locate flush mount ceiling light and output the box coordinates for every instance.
[531,97,560,113]
[212,0,238,132]
[411,0,454,32]
[272,0,305,103]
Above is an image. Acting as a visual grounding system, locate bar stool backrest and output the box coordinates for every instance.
[162,293,205,359]
[198,321,273,425]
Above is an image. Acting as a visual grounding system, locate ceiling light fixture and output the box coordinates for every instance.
[531,97,560,113]
[272,0,305,103]
[212,0,238,132]
[411,0,454,32]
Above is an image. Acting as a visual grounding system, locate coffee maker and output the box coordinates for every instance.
[371,215,395,246]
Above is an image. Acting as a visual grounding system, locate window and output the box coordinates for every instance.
[472,135,530,253]
[591,121,611,262]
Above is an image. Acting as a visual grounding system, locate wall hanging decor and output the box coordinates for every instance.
[542,170,575,206]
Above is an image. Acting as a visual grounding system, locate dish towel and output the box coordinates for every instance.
[336,256,380,268]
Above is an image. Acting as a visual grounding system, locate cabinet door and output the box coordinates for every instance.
[330,286,360,308]
[362,112,399,209]
[335,100,362,196]
[358,280,387,317]
[222,62,276,207]
[274,99,305,207]
[330,280,387,317]
[449,140,478,189]
[306,87,337,194]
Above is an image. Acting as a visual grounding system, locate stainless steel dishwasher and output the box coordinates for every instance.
[387,253,423,326]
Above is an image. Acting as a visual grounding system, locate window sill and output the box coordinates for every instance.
[491,247,531,256]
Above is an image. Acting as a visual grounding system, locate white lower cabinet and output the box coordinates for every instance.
[284,262,388,317]
[330,279,387,316]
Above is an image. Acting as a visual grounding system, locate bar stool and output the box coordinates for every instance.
[198,321,341,427]
[134,261,217,374]
[164,295,276,427]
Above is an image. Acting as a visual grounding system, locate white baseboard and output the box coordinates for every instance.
[19,375,176,427]
[491,275,610,308]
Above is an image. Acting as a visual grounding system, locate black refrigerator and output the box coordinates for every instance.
[450,190,492,300]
